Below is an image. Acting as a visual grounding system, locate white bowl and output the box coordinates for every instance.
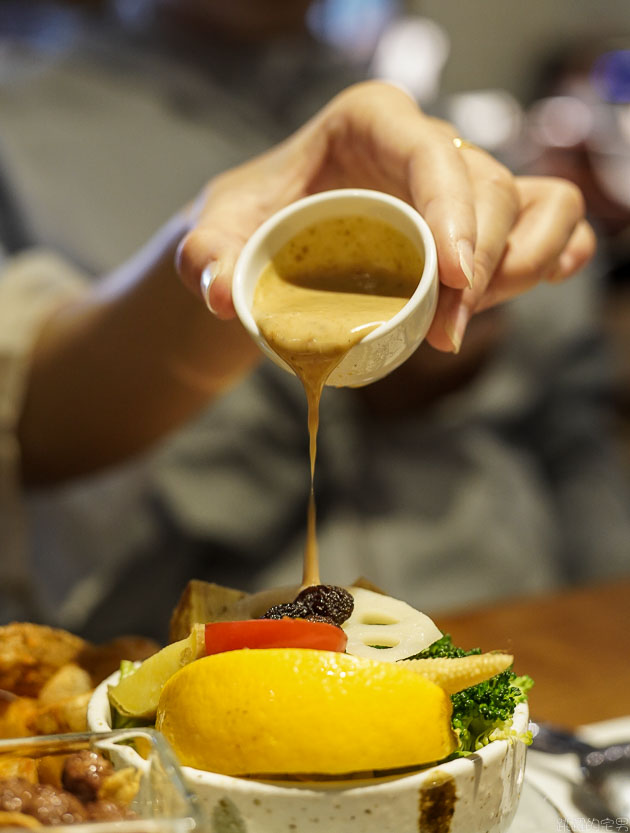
[89,672,528,833]
[232,188,438,388]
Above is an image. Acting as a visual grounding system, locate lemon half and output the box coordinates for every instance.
[155,648,455,776]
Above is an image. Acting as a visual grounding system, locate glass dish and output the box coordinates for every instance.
[0,728,202,832]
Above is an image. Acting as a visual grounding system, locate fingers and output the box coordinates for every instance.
[174,137,315,319]
[428,176,593,352]
[476,178,595,311]
[405,123,477,291]
[547,218,596,282]
[499,177,586,278]
[425,285,467,352]
[173,83,593,351]
[428,148,519,352]
[176,226,242,319]
[174,83,515,328]
[324,85,477,291]
[387,111,519,347]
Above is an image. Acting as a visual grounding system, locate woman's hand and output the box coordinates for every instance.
[176,81,595,352]
[426,170,595,351]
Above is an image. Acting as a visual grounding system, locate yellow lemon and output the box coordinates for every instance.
[155,648,455,776]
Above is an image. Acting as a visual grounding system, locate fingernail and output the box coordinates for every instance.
[457,240,475,289]
[200,262,220,314]
[444,302,470,354]
[558,251,576,276]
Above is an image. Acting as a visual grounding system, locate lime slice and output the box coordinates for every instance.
[108,624,205,719]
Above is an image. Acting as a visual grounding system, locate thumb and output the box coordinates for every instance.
[175,226,242,319]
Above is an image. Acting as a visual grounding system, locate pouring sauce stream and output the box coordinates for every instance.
[252,215,422,588]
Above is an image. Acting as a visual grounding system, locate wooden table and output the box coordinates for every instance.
[437,577,630,729]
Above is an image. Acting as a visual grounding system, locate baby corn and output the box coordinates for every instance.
[401,652,513,694]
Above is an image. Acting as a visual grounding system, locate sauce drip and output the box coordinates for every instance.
[252,215,422,588]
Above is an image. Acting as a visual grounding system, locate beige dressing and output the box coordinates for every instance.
[252,215,423,588]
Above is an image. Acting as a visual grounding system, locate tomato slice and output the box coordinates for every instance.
[204,618,347,655]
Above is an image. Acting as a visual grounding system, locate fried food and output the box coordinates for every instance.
[36,757,65,790]
[0,623,159,740]
[77,636,159,686]
[0,756,139,828]
[0,758,38,784]
[169,580,248,642]
[37,665,92,708]
[34,692,92,736]
[0,809,41,828]
[62,749,113,802]
[0,699,39,740]
[97,767,140,807]
[0,625,87,699]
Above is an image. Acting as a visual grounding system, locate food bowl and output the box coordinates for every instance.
[88,672,528,833]
[232,188,438,388]
[0,728,201,832]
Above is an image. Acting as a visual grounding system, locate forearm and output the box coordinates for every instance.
[18,211,260,485]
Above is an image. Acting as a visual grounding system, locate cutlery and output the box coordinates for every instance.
[530,721,630,823]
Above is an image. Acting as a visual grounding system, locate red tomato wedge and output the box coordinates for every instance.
[204,618,347,655]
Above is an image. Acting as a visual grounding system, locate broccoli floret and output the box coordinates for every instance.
[450,669,534,754]
[410,634,534,755]
[409,633,481,659]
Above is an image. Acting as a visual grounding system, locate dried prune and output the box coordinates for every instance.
[304,614,337,626]
[260,602,310,620]
[294,585,354,625]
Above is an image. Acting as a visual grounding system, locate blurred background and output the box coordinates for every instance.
[1,0,628,640]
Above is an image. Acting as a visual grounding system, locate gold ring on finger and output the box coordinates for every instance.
[452,137,479,151]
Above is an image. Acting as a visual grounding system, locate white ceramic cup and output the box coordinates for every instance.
[232,188,438,388]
